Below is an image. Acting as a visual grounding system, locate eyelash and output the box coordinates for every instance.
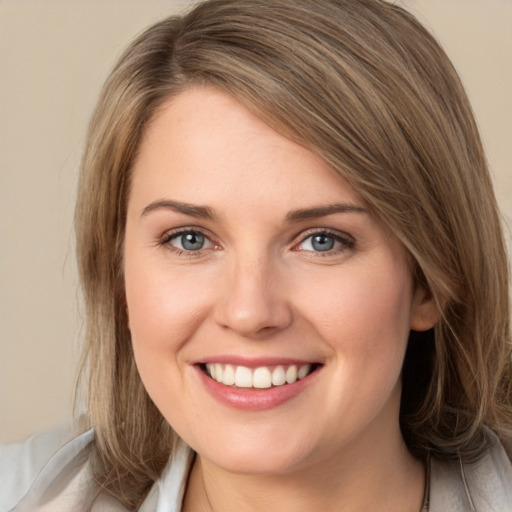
[294,228,355,255]
[160,228,217,258]
[159,227,355,257]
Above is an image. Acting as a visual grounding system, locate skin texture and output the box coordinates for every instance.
[124,87,438,511]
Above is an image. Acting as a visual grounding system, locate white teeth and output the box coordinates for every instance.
[222,364,235,386]
[234,366,253,388]
[271,366,286,386]
[285,365,298,384]
[205,363,314,388]
[206,363,215,380]
[253,367,272,389]
[214,363,223,383]
[298,364,311,380]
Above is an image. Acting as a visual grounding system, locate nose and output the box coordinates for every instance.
[214,255,293,338]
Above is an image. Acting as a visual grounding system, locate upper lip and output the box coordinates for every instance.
[191,355,322,368]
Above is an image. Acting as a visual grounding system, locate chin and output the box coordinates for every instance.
[207,447,309,476]
[186,424,320,476]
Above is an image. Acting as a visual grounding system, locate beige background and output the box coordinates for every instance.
[0,0,511,444]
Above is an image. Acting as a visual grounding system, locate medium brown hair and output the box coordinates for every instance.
[75,0,512,507]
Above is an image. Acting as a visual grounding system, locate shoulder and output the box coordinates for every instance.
[430,428,512,512]
[0,424,71,511]
[0,425,193,512]
[0,425,95,511]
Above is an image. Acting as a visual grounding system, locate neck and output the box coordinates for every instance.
[182,426,425,512]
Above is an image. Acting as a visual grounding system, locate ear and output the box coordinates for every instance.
[410,285,439,332]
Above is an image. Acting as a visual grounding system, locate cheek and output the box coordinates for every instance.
[125,264,212,356]
[124,263,212,421]
[124,245,214,364]
[296,260,414,383]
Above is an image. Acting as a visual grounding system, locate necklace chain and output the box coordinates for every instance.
[421,453,431,511]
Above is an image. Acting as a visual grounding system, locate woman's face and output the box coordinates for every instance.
[124,87,435,475]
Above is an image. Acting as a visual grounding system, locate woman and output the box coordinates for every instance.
[2,0,511,510]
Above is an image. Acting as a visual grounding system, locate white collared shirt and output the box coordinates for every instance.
[1,426,511,511]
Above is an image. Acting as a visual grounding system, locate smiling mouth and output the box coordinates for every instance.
[200,363,320,389]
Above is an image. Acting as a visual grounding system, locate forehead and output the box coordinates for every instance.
[130,86,363,214]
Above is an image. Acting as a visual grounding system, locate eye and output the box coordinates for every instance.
[164,230,215,252]
[296,230,353,253]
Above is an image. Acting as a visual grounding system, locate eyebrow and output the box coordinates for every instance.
[285,203,366,222]
[141,199,366,223]
[141,200,216,220]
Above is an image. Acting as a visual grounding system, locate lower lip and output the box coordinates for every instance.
[195,365,320,411]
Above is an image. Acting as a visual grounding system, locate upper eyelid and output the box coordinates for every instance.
[295,227,354,244]
[159,226,354,250]
[161,226,215,242]
[160,228,218,256]
[292,229,355,254]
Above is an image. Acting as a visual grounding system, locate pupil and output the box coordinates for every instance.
[182,232,204,250]
[312,234,334,252]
